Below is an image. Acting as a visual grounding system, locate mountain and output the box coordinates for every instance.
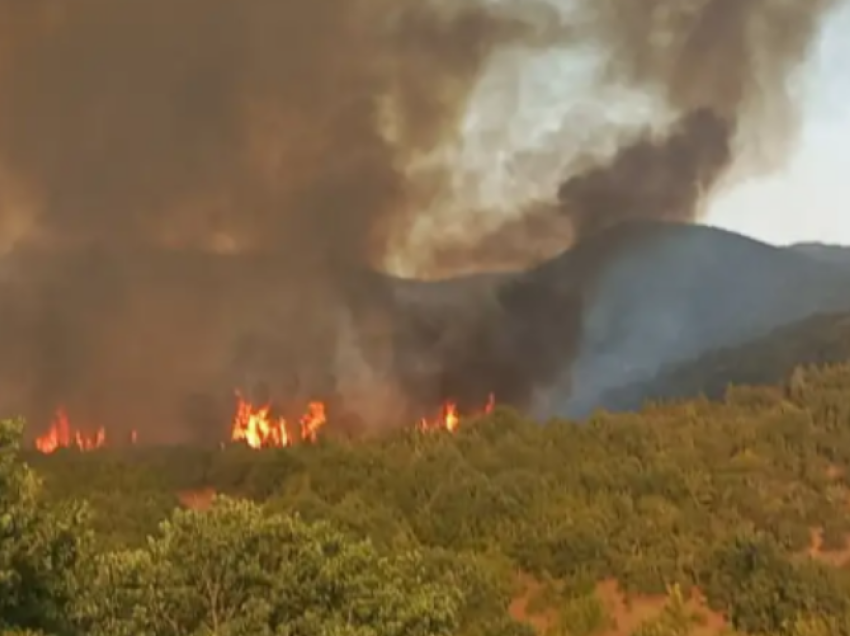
[375,221,850,420]
[523,222,850,418]
[594,310,850,412]
[791,242,850,268]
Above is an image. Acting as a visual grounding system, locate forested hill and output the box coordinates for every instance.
[5,362,850,634]
[596,310,850,411]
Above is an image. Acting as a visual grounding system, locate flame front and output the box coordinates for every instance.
[419,393,495,432]
[34,392,496,453]
[230,395,329,448]
[300,401,326,442]
[35,407,108,453]
[434,401,460,432]
[230,394,290,449]
[230,392,495,447]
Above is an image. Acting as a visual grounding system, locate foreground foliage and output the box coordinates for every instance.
[13,363,850,633]
[2,422,469,636]
[0,418,89,635]
[74,497,460,636]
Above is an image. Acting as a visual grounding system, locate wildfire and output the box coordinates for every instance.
[230,394,328,449]
[35,407,106,453]
[300,401,326,443]
[231,396,289,449]
[33,392,497,453]
[231,393,495,448]
[419,393,495,432]
[420,402,460,432]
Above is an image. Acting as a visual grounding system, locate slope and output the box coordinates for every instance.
[524,221,850,418]
[596,310,850,412]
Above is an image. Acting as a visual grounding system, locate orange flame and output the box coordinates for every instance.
[35,407,106,453]
[419,393,495,432]
[300,401,326,442]
[444,402,460,432]
[34,391,496,453]
[230,394,328,448]
[230,394,289,449]
[231,391,494,447]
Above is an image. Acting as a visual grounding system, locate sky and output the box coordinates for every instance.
[439,1,850,255]
[704,2,850,245]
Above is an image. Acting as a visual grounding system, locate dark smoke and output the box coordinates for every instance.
[428,0,841,274]
[0,0,839,441]
[0,0,534,440]
[0,0,521,255]
[557,109,733,239]
[392,0,839,415]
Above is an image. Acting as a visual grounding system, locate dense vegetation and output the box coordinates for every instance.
[9,363,850,634]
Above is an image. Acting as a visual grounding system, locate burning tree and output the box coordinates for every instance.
[35,407,106,454]
[230,395,327,449]
[229,394,496,449]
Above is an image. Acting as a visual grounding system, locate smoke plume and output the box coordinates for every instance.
[413,0,841,274]
[0,0,839,440]
[390,0,840,415]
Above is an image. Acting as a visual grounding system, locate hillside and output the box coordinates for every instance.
[12,362,850,635]
[596,311,850,411]
[377,221,850,419]
[523,221,850,417]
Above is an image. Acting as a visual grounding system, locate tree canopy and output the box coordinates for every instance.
[12,363,850,634]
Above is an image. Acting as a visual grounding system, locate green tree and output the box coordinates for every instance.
[701,533,850,634]
[0,417,90,635]
[74,496,462,636]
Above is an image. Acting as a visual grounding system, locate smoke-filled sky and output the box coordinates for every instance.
[0,0,844,440]
[1,0,843,272]
[430,0,850,255]
[706,0,850,245]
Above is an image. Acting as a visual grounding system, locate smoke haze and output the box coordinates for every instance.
[0,0,839,440]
